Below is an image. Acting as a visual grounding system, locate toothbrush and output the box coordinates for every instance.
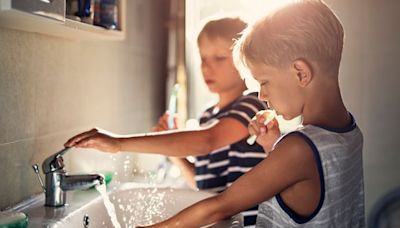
[157,84,180,180]
[246,110,276,145]
[167,84,180,129]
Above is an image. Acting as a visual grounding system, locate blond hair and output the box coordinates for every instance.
[197,16,247,46]
[234,0,344,76]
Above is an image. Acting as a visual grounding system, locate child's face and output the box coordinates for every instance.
[249,63,304,120]
[198,35,244,94]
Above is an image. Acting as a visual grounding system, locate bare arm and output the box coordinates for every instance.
[168,157,196,189]
[151,113,197,189]
[137,134,318,227]
[64,117,249,157]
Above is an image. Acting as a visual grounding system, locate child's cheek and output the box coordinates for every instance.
[259,87,269,101]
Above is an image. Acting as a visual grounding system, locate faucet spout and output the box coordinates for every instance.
[61,174,104,191]
[38,148,106,207]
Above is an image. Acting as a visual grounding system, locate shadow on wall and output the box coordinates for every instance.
[368,186,400,228]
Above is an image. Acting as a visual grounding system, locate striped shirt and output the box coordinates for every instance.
[195,92,268,227]
[256,114,365,227]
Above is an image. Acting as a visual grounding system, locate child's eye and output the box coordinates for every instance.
[260,81,268,86]
[215,56,227,61]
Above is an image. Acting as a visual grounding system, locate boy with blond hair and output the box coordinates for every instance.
[137,0,365,227]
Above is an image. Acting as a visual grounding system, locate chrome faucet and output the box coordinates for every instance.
[32,148,104,207]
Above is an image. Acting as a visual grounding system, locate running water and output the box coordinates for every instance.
[96,183,122,228]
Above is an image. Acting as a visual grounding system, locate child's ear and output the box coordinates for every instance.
[292,59,313,87]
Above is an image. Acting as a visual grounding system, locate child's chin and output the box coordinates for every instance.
[207,85,219,93]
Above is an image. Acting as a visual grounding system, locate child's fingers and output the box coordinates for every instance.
[248,124,257,136]
[151,123,161,132]
[255,111,266,124]
[64,128,98,147]
[75,134,117,152]
[248,119,261,136]
[255,115,267,133]
[153,111,179,132]
[265,119,281,140]
[159,116,169,130]
[74,136,95,149]
[163,111,178,129]
[151,126,161,132]
[161,112,169,120]
[266,118,278,129]
[267,119,281,135]
[153,113,169,132]
[173,117,178,129]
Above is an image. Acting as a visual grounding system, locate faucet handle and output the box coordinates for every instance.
[42,147,70,174]
[32,164,46,192]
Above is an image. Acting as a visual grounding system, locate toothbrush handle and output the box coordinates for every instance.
[168,101,176,129]
[246,134,257,145]
[167,84,180,129]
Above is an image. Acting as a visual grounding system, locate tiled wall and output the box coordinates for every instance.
[0,0,168,210]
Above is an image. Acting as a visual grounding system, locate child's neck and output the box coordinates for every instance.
[303,84,351,129]
[216,86,246,110]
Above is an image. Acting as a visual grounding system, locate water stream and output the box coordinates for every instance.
[96,183,122,228]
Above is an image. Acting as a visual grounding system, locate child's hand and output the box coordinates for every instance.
[64,129,121,153]
[152,111,178,132]
[248,110,281,151]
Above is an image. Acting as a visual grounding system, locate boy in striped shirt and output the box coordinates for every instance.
[152,17,269,226]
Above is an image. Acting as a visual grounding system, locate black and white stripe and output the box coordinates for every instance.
[195,92,267,227]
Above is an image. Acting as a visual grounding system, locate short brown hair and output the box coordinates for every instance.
[197,16,247,46]
[235,0,344,75]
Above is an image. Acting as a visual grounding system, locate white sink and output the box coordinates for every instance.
[14,183,242,228]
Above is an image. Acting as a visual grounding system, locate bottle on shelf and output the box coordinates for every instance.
[93,0,119,30]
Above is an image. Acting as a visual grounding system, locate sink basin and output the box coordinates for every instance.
[13,183,242,227]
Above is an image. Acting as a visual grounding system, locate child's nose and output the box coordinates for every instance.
[201,63,213,75]
[258,92,268,102]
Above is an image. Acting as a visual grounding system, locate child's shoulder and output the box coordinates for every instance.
[241,90,259,100]
[273,131,314,157]
[235,91,268,109]
[273,117,362,165]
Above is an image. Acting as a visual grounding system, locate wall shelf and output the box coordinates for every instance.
[0,0,125,41]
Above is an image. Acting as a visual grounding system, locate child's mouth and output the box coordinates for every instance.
[205,80,215,84]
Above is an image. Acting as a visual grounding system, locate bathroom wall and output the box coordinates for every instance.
[0,0,169,210]
[327,0,400,217]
